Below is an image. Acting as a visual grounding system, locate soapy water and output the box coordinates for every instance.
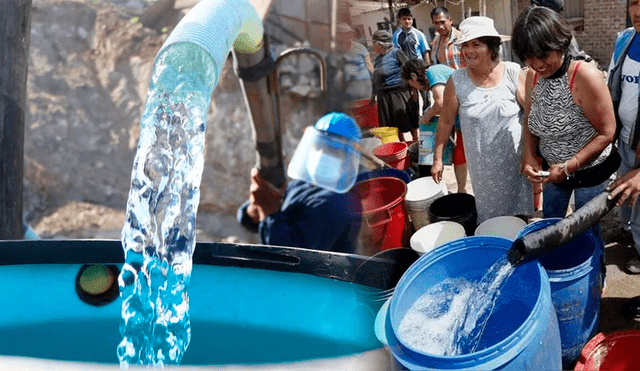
[118,43,217,368]
[398,255,514,355]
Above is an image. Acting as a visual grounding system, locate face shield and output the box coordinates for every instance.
[287,126,361,193]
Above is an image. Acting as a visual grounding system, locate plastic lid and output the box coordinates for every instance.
[314,112,361,143]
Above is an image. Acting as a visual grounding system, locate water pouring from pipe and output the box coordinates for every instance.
[118,1,264,367]
[507,191,621,266]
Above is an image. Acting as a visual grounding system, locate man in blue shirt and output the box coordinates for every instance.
[237,113,363,253]
[392,7,431,62]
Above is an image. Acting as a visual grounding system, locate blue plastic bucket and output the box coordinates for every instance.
[379,236,561,370]
[516,218,602,369]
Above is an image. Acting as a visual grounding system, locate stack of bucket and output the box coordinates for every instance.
[369,126,399,144]
[373,142,409,170]
[351,176,412,252]
[428,193,478,236]
[404,177,447,231]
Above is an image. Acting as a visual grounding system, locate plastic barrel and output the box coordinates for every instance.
[379,236,562,370]
[373,142,409,170]
[574,330,640,371]
[428,193,478,236]
[517,218,602,369]
[351,177,412,252]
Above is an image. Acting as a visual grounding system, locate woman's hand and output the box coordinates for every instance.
[521,160,543,184]
[544,163,566,184]
[432,159,444,184]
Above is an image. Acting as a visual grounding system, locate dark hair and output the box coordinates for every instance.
[430,7,451,19]
[398,7,412,18]
[531,0,564,13]
[511,6,573,62]
[400,59,429,88]
[474,36,503,61]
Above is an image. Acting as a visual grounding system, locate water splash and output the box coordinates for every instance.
[398,255,514,355]
[118,43,216,368]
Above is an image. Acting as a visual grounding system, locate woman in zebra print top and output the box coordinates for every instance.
[512,7,616,225]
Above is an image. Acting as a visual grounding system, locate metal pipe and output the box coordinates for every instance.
[271,46,326,150]
[0,0,31,240]
[234,40,286,188]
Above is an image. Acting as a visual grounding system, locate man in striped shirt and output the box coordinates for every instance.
[429,7,464,69]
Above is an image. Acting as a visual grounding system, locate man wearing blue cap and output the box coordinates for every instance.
[237,112,363,253]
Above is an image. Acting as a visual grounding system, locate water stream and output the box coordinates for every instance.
[398,255,515,355]
[117,43,216,368]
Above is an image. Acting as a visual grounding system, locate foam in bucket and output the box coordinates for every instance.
[474,216,527,240]
[410,221,465,255]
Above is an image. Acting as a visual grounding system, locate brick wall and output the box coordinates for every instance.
[577,0,627,66]
[512,0,628,67]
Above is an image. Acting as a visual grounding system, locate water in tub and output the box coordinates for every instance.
[397,255,514,355]
[118,42,215,367]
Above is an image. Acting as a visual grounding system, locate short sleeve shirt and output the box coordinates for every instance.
[393,27,430,61]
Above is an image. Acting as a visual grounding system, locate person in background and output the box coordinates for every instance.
[607,165,640,319]
[237,112,363,253]
[608,0,640,275]
[393,7,431,114]
[393,7,431,62]
[513,7,617,246]
[401,59,467,193]
[326,23,374,107]
[431,16,533,222]
[371,30,419,142]
[530,0,594,63]
[428,6,468,192]
[430,7,464,69]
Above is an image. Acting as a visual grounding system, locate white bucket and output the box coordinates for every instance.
[474,215,527,241]
[404,177,447,230]
[410,221,466,255]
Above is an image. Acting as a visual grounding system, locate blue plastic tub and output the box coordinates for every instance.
[356,168,412,184]
[517,218,603,368]
[380,236,561,370]
[0,240,387,368]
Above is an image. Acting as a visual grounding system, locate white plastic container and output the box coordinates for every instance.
[410,221,466,255]
[474,215,527,241]
[404,177,447,230]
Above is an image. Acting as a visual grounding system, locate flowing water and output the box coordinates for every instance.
[117,43,217,368]
[398,255,514,355]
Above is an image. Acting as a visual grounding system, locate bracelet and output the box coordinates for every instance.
[560,160,571,178]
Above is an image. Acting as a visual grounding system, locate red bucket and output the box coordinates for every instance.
[347,99,379,129]
[351,177,412,252]
[574,330,640,370]
[373,142,409,170]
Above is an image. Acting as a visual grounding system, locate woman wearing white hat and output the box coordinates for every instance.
[431,16,533,223]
